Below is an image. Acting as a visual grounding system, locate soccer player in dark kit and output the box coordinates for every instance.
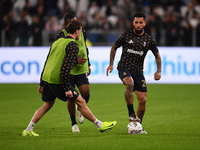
[106,12,162,134]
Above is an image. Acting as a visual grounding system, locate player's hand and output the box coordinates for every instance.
[87,66,91,76]
[65,90,73,98]
[38,86,43,96]
[78,57,87,65]
[106,65,113,76]
[154,71,161,80]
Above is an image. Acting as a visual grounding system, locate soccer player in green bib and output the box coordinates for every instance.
[22,21,117,136]
[55,13,91,132]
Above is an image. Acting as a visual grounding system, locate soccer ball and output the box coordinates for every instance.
[127,122,143,135]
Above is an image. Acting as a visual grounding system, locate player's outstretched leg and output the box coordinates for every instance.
[76,83,90,124]
[74,95,117,132]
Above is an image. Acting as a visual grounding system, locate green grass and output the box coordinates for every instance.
[0,84,200,150]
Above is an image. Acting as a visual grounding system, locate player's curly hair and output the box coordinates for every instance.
[133,12,146,20]
[66,21,82,34]
[64,13,76,26]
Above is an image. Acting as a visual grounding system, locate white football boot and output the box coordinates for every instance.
[140,129,147,134]
[72,124,80,132]
[129,116,140,122]
[76,105,84,124]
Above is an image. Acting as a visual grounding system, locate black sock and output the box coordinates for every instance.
[70,115,77,126]
[127,104,135,117]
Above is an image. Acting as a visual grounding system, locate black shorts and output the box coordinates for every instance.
[42,81,79,102]
[70,73,89,88]
[118,68,147,92]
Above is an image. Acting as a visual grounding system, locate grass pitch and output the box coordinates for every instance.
[0,84,200,150]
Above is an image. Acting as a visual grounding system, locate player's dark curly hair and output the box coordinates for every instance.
[66,21,82,34]
[64,13,76,26]
[133,12,146,20]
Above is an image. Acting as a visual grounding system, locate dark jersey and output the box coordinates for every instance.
[115,30,158,74]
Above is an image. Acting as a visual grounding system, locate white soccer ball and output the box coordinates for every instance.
[127,122,143,135]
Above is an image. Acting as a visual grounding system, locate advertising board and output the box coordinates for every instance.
[0,47,199,84]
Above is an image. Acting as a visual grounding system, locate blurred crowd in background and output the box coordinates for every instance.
[1,0,200,47]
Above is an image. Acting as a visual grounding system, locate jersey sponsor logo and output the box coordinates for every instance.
[127,49,144,56]
[128,40,133,44]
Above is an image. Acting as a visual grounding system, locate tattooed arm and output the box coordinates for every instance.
[106,44,118,76]
[154,52,162,80]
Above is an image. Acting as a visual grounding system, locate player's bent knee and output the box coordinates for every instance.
[79,87,90,103]
[139,97,146,106]
[43,101,54,110]
[125,82,134,91]
[75,95,87,108]
[82,94,90,103]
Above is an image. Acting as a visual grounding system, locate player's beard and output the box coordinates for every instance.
[134,27,144,35]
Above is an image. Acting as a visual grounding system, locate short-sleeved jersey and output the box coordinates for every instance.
[115,30,158,74]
